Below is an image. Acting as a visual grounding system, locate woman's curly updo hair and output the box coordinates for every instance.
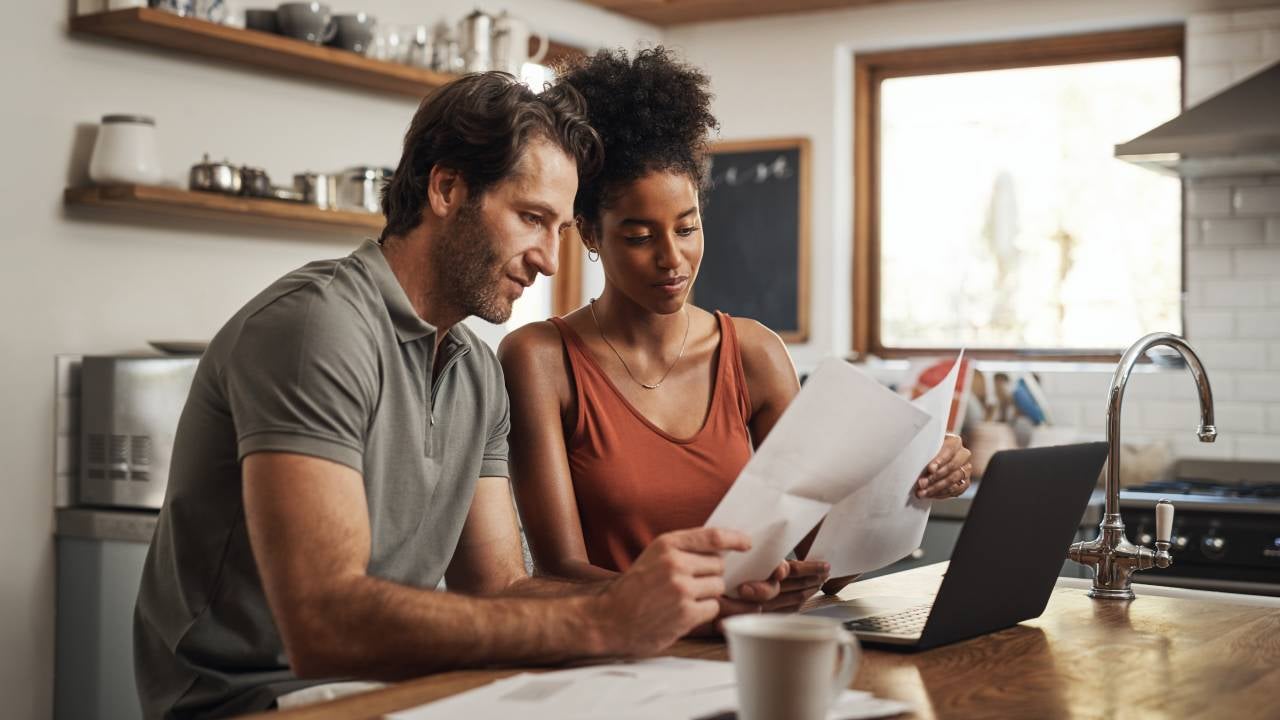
[553,46,718,228]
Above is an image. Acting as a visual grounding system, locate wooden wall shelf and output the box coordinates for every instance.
[69,8,457,98]
[65,184,384,235]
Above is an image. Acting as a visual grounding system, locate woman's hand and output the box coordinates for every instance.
[915,433,973,499]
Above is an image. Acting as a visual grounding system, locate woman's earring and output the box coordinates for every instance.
[587,247,600,263]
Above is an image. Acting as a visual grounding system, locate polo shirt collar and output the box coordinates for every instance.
[355,240,441,344]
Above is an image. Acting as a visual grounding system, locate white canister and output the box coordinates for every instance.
[88,114,164,186]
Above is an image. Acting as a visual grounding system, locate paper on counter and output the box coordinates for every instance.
[808,352,965,577]
[383,657,909,720]
[704,358,931,594]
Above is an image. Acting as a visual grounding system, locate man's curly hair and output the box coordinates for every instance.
[553,46,719,227]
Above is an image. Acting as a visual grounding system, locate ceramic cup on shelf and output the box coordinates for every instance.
[723,615,860,720]
[330,13,376,55]
[88,114,164,186]
[276,2,335,44]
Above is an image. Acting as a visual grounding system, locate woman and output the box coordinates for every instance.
[498,48,972,612]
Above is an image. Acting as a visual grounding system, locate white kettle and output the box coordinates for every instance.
[492,11,548,77]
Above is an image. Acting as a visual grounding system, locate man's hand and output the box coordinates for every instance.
[594,527,750,656]
[821,574,860,596]
[762,559,830,612]
[916,433,973,499]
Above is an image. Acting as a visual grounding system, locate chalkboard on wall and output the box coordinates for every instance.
[695,138,810,343]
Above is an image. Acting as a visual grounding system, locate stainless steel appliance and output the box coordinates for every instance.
[78,355,198,509]
[1121,459,1280,597]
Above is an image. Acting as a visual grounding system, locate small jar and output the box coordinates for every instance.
[88,114,163,186]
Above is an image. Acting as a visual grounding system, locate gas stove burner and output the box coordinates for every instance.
[1128,479,1280,498]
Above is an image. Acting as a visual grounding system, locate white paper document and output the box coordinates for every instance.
[807,352,965,576]
[383,656,910,720]
[703,358,932,593]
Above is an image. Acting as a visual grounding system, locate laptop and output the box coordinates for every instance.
[803,442,1107,651]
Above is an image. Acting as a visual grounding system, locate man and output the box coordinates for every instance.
[134,73,780,719]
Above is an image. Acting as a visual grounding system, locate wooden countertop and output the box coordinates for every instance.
[247,563,1280,719]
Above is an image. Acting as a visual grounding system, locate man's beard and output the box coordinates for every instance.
[435,198,513,324]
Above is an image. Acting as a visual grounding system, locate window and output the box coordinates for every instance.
[853,27,1185,359]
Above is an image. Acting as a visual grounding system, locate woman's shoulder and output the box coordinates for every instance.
[497,320,568,373]
[726,315,788,362]
[723,315,798,406]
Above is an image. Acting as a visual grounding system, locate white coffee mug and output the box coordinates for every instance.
[723,614,860,720]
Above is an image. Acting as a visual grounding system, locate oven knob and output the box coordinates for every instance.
[1173,534,1188,551]
[1202,534,1226,558]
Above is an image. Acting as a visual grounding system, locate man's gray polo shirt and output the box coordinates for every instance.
[134,240,510,719]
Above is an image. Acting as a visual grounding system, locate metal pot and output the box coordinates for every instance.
[239,166,272,198]
[336,166,391,214]
[189,154,241,195]
[294,172,336,209]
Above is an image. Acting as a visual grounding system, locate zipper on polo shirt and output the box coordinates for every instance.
[428,344,471,426]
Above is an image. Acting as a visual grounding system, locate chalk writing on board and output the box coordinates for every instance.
[710,154,794,187]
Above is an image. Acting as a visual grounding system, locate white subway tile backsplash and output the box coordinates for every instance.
[1188,13,1233,33]
[1042,371,1109,400]
[1233,59,1274,83]
[1231,7,1280,28]
[1200,279,1268,307]
[1043,398,1084,427]
[1171,371,1233,402]
[1235,372,1280,401]
[1269,406,1280,433]
[1171,434,1236,459]
[1186,174,1266,188]
[1139,400,1207,431]
[1233,247,1280,276]
[1185,63,1234,107]
[1233,185,1280,215]
[1192,31,1262,66]
[1271,342,1280,369]
[1202,218,1266,245]
[1265,29,1280,58]
[1197,340,1268,370]
[1212,401,1268,432]
[1186,248,1233,277]
[1188,186,1232,217]
[1235,434,1280,460]
[1237,311,1280,338]
[1186,310,1235,340]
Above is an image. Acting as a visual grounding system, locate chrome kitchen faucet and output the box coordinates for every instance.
[1068,333,1217,600]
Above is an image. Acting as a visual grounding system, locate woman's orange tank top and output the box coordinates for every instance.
[548,312,755,572]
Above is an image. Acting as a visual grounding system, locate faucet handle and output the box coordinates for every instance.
[1155,499,1174,545]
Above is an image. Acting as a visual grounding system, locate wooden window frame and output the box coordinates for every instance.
[852,26,1185,361]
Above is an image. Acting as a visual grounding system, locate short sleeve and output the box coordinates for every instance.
[480,355,511,478]
[223,286,379,472]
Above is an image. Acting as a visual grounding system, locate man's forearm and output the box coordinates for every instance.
[290,575,618,681]
[500,572,610,597]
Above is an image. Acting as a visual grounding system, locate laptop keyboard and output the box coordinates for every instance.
[843,604,931,635]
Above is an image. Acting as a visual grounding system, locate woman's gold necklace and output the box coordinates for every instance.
[589,298,690,390]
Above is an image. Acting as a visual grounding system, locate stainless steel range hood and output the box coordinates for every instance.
[1115,60,1280,178]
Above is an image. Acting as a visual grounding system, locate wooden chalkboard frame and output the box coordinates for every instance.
[702,137,811,343]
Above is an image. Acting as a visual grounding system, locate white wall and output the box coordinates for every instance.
[0,3,658,718]
[667,0,1280,460]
